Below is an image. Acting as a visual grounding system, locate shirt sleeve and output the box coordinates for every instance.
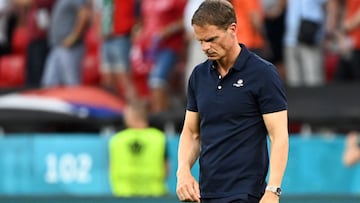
[186,69,199,112]
[257,64,288,114]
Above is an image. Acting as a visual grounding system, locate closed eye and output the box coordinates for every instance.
[200,36,218,44]
[205,36,217,42]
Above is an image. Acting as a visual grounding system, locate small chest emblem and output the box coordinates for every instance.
[233,79,244,87]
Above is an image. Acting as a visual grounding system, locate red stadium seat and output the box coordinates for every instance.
[82,23,102,86]
[130,44,151,98]
[0,55,25,88]
[82,52,100,86]
[11,26,29,55]
[84,25,101,55]
[324,51,340,83]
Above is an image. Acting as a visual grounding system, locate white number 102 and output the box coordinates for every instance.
[44,153,92,184]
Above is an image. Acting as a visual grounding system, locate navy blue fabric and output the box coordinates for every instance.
[186,44,287,199]
[200,193,259,203]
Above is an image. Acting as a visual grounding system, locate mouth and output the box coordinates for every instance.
[206,52,216,57]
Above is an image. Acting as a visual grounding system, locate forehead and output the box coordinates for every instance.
[193,24,225,40]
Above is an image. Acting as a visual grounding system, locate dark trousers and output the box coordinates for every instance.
[26,39,49,88]
[334,50,360,82]
[201,194,260,203]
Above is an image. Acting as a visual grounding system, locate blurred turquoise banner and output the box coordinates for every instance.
[0,134,360,196]
[0,134,111,195]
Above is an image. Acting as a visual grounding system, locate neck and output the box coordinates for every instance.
[129,120,149,129]
[217,44,241,76]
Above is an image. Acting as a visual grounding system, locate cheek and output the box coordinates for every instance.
[220,39,234,53]
[212,43,227,55]
[215,37,230,51]
[215,47,226,55]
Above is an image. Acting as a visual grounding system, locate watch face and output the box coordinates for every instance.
[276,187,282,195]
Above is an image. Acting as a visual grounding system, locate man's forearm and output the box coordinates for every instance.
[267,135,289,187]
[70,5,92,40]
[177,133,200,175]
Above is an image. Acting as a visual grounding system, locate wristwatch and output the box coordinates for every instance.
[265,186,282,197]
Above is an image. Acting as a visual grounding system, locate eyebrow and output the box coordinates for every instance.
[200,36,218,43]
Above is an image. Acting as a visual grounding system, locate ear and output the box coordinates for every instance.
[228,23,237,35]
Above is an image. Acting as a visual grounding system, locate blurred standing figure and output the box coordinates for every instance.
[0,0,16,56]
[231,0,271,60]
[100,0,137,101]
[133,0,186,113]
[261,0,287,81]
[284,0,338,87]
[109,100,168,197]
[333,0,360,81]
[19,0,56,88]
[41,0,92,87]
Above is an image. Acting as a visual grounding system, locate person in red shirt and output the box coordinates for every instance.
[132,0,186,113]
[334,0,360,81]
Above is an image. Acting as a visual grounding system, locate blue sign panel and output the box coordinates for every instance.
[0,136,33,194]
[31,134,112,195]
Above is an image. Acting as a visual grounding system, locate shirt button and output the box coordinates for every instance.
[217,85,222,89]
[218,75,221,79]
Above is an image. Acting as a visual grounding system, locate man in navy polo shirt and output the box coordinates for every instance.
[176,0,289,203]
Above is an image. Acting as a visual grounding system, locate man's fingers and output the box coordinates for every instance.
[193,181,200,196]
[190,182,200,202]
[185,183,201,202]
[181,186,194,201]
[177,182,200,202]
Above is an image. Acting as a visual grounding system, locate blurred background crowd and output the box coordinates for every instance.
[0,0,360,201]
[0,0,359,133]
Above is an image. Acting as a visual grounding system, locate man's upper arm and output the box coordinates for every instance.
[263,110,288,140]
[182,110,200,140]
